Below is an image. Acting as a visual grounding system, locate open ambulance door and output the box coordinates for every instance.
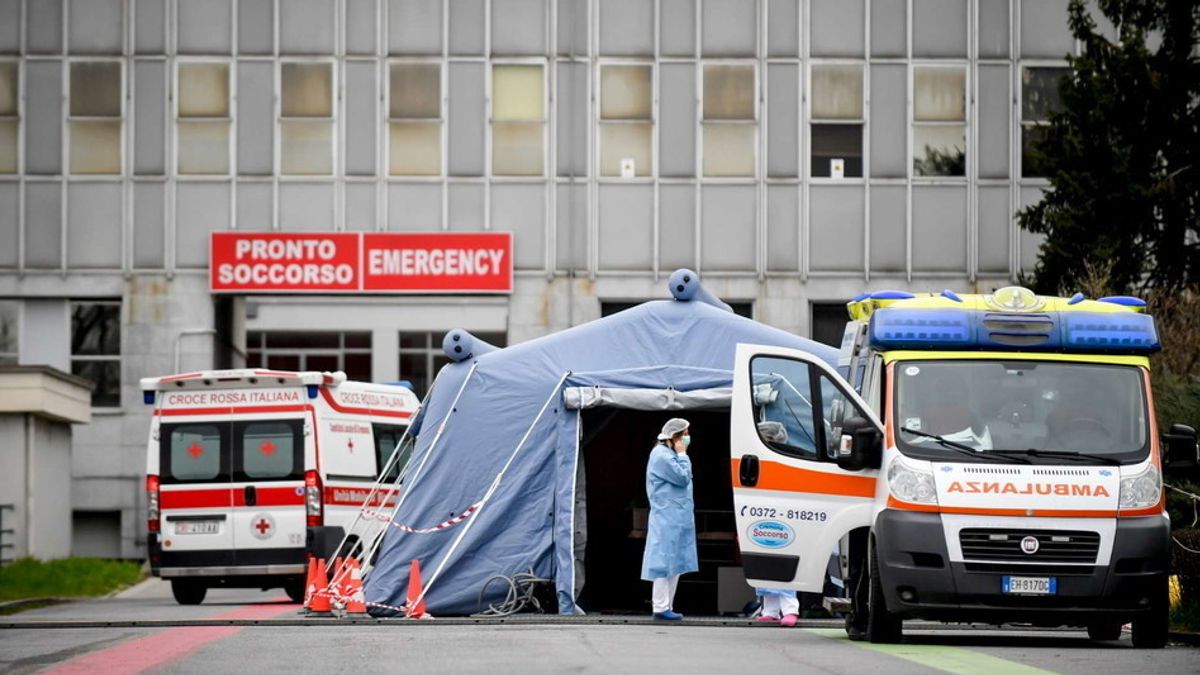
[731,343,883,592]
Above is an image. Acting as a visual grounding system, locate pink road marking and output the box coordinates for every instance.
[44,598,297,675]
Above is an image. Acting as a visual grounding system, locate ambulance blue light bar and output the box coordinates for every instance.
[868,308,1160,353]
[1062,313,1159,350]
[869,309,973,348]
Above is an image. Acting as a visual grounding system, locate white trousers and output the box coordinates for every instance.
[651,575,681,613]
[761,593,800,618]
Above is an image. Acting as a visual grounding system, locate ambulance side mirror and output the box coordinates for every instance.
[1164,423,1198,470]
[835,416,882,472]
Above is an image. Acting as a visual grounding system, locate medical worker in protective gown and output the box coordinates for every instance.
[641,418,698,620]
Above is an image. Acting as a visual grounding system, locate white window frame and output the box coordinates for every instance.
[277,57,338,178]
[489,58,549,179]
[699,59,759,181]
[173,58,235,179]
[595,59,656,181]
[1018,62,1070,181]
[807,59,866,184]
[66,57,126,177]
[246,331,373,377]
[384,57,446,179]
[909,61,970,181]
[0,58,19,175]
[69,299,122,410]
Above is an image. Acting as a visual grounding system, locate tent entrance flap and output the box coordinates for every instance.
[563,387,732,411]
[575,408,744,615]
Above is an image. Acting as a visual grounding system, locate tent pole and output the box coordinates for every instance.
[410,370,572,612]
[327,365,445,572]
[358,362,481,578]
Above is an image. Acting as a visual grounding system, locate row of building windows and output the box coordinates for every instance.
[0,301,851,408]
[0,59,1068,179]
[1,0,1075,60]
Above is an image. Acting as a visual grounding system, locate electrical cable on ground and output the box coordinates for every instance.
[472,569,554,617]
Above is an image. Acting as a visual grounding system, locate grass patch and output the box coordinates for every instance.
[0,558,145,602]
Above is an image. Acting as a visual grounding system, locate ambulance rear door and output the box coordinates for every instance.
[158,421,234,564]
[731,343,883,591]
[230,417,308,563]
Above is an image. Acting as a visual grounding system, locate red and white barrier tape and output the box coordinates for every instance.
[308,586,427,618]
[361,502,481,534]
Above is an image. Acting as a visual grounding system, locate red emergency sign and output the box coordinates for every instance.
[210,232,513,294]
[211,233,360,292]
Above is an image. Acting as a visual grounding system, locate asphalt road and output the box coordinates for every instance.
[2,580,1198,675]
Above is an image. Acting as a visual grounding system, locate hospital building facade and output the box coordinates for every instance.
[0,0,1084,559]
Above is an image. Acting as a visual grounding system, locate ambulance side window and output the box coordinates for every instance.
[749,356,819,460]
[373,423,410,482]
[165,424,225,483]
[237,420,302,480]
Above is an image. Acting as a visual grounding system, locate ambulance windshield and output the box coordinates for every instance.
[893,360,1149,464]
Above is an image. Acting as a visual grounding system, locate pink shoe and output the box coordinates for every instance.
[756,615,780,623]
[780,613,798,627]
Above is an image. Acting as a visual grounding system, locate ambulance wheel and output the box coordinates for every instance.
[867,542,903,644]
[1086,619,1123,641]
[1131,575,1169,649]
[284,577,306,604]
[171,580,207,605]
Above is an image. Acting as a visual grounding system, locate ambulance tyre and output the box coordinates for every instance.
[867,541,903,644]
[1086,619,1123,641]
[1131,575,1169,649]
[171,580,207,605]
[284,577,306,604]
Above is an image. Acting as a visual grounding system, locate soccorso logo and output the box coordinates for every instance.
[747,520,795,549]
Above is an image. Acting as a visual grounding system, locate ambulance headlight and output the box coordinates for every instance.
[887,460,938,505]
[1118,464,1161,510]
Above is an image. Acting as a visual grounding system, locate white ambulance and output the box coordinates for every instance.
[731,288,1197,648]
[141,369,418,605]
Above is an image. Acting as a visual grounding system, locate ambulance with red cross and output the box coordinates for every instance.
[731,287,1199,648]
[141,369,418,605]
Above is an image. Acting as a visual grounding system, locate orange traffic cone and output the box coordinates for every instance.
[307,558,333,616]
[404,559,430,619]
[302,557,318,609]
[343,559,368,616]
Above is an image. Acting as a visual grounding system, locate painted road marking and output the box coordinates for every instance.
[807,629,1059,675]
[42,601,295,674]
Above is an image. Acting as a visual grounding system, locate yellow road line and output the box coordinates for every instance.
[806,628,1059,675]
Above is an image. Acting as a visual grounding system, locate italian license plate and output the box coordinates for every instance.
[175,520,220,535]
[1002,576,1056,595]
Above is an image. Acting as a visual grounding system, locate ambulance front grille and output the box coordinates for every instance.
[959,528,1100,564]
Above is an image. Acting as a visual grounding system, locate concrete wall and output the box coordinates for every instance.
[0,0,1083,282]
[0,414,74,560]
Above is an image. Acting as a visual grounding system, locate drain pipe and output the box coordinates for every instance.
[173,329,217,374]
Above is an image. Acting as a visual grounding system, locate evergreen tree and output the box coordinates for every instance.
[1018,0,1199,295]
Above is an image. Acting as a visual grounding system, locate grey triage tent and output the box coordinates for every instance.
[364,270,838,615]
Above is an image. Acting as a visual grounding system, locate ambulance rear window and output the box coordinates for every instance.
[166,424,223,482]
[237,421,302,480]
[374,423,410,482]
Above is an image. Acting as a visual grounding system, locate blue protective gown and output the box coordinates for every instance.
[640,444,699,580]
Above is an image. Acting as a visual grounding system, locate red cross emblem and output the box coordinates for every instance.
[185,442,204,460]
[255,518,272,535]
[258,441,277,457]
